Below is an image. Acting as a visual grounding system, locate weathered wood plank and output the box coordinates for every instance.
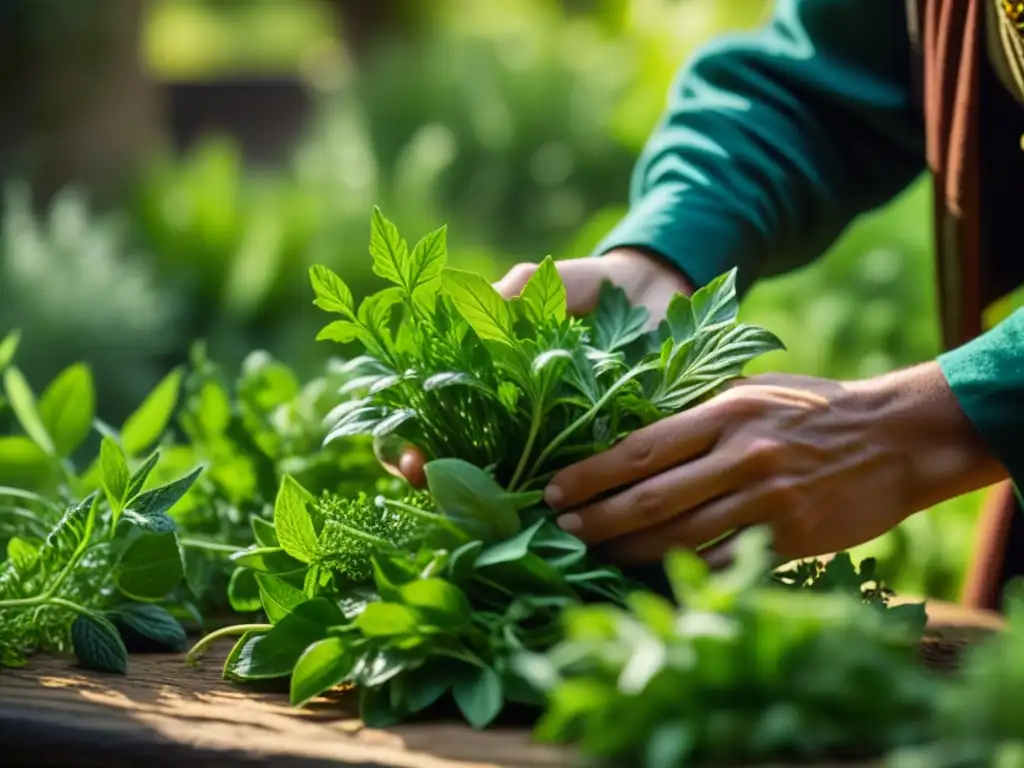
[0,600,1005,768]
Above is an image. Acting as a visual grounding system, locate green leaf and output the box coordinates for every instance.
[368,207,411,289]
[452,665,504,729]
[520,256,567,324]
[251,515,279,548]
[398,579,472,628]
[290,637,352,707]
[107,603,187,653]
[230,546,306,575]
[100,437,130,521]
[475,519,545,568]
[310,264,356,319]
[71,613,128,674]
[424,459,519,542]
[6,536,38,568]
[407,224,448,313]
[0,329,20,371]
[225,598,344,681]
[354,603,420,637]
[441,269,515,345]
[123,466,203,530]
[592,282,649,352]
[228,567,262,613]
[273,475,318,564]
[4,367,55,455]
[0,436,54,489]
[38,363,95,457]
[125,451,160,499]
[256,572,308,623]
[115,531,184,601]
[316,320,361,344]
[121,368,183,457]
[402,663,452,715]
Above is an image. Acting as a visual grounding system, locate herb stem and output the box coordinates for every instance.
[526,362,657,482]
[186,624,272,665]
[508,402,543,493]
[179,538,244,555]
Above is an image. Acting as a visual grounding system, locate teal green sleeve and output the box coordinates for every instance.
[939,311,1024,486]
[596,0,926,293]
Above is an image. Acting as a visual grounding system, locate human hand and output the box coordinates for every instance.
[383,247,694,487]
[542,364,1005,567]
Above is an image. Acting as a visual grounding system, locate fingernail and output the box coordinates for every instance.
[544,484,564,508]
[557,513,582,532]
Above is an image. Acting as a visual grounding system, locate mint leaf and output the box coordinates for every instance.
[310,264,356,319]
[407,224,447,314]
[38,363,95,457]
[255,572,307,623]
[441,269,515,345]
[123,466,203,530]
[521,256,567,324]
[71,613,128,674]
[592,282,648,352]
[316,320,360,344]
[125,451,160,499]
[368,207,411,289]
[121,368,183,457]
[273,475,318,564]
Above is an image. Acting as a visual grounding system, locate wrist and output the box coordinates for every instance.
[852,362,1007,514]
[602,246,697,296]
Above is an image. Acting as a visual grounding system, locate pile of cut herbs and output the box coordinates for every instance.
[186,209,959,760]
[7,209,1024,766]
[0,328,390,671]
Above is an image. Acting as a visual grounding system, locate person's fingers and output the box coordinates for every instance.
[545,397,740,510]
[554,452,739,545]
[494,258,608,315]
[398,447,427,489]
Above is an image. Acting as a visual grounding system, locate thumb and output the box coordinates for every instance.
[493,262,539,299]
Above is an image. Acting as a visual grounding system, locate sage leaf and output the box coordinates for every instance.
[72,613,128,674]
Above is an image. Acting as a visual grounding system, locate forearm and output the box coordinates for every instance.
[853,363,1008,518]
[597,0,925,293]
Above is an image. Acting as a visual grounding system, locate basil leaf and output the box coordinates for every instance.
[452,664,504,729]
[115,531,184,601]
[424,459,518,542]
[290,637,353,707]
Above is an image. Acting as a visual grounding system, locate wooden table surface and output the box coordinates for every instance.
[0,599,1005,768]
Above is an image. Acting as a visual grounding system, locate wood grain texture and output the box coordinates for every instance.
[0,600,1004,768]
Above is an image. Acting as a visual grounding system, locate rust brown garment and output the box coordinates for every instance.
[909,0,1023,610]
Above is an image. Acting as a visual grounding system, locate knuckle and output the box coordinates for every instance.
[715,389,760,419]
[621,433,656,472]
[764,477,801,509]
[625,484,663,519]
[743,436,785,476]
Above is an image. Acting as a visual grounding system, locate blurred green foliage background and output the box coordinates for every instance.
[0,0,995,601]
